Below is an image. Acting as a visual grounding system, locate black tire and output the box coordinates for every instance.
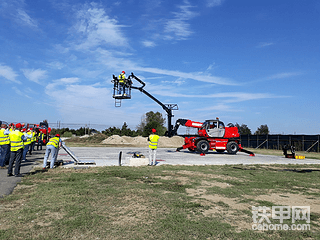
[196,140,210,154]
[226,141,239,154]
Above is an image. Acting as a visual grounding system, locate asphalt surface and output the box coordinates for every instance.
[1,145,320,198]
[0,148,44,198]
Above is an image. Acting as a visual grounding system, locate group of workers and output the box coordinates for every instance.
[0,122,61,177]
[0,120,161,177]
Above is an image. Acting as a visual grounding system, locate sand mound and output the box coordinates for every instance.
[101,135,184,148]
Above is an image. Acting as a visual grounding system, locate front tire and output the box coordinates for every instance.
[226,141,239,154]
[197,140,209,154]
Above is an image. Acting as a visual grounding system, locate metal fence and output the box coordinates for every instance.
[240,134,320,152]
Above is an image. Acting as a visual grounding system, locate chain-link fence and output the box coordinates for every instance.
[240,134,320,152]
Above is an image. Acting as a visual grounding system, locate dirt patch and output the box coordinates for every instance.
[101,135,184,148]
[255,193,320,214]
[185,178,320,231]
[176,170,247,182]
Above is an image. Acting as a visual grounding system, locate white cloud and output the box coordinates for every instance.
[0,64,21,84]
[206,0,225,7]
[152,90,284,103]
[46,77,80,92]
[47,61,65,70]
[134,66,236,85]
[164,1,198,40]
[256,42,274,48]
[267,72,302,80]
[16,9,38,28]
[72,4,128,50]
[22,68,47,84]
[0,0,38,28]
[12,86,31,98]
[142,40,156,48]
[44,77,133,125]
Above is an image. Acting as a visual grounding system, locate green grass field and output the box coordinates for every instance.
[1,164,319,239]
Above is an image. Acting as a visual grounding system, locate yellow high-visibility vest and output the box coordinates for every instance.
[24,133,32,145]
[9,130,24,151]
[38,132,44,140]
[31,132,37,142]
[118,73,126,83]
[47,137,60,148]
[148,134,159,149]
[0,129,10,145]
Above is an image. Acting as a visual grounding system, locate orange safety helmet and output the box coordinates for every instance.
[122,71,125,74]
[152,128,156,133]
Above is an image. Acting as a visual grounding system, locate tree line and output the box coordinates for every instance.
[235,123,269,135]
[51,111,270,137]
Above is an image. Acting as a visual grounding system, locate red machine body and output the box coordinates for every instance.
[32,121,51,144]
[175,118,254,156]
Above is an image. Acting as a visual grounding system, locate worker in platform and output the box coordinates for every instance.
[148,128,160,166]
[5,123,32,177]
[0,123,10,169]
[118,71,126,95]
[43,134,62,169]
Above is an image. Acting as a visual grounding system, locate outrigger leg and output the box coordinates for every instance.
[239,146,255,156]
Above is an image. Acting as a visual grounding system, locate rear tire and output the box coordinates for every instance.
[226,141,239,154]
[196,140,209,154]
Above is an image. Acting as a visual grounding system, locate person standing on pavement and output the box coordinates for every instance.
[37,130,44,150]
[0,123,11,169]
[5,123,31,177]
[148,128,160,166]
[43,134,62,169]
[22,129,32,162]
[29,128,37,155]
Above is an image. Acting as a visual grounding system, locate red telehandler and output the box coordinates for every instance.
[173,118,255,156]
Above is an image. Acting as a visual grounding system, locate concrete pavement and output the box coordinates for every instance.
[58,147,320,167]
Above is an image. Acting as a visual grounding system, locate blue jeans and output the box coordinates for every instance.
[43,145,58,169]
[37,140,43,150]
[0,144,10,167]
[8,148,23,175]
[22,144,30,161]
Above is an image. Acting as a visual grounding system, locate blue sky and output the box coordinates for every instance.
[0,0,319,134]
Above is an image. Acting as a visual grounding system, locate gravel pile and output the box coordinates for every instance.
[101,135,185,148]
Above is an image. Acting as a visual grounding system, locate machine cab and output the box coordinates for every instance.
[202,119,225,138]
